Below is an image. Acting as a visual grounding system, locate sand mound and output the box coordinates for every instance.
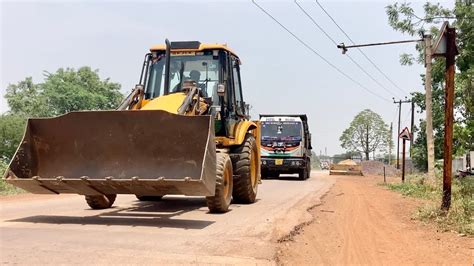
[361,160,400,176]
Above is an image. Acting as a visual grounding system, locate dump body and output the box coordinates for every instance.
[329,159,363,176]
[4,110,217,196]
[259,114,312,176]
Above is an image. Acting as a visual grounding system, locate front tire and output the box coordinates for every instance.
[207,153,233,213]
[231,134,259,204]
[85,194,116,209]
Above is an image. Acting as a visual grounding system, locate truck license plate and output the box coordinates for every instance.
[275,159,283,165]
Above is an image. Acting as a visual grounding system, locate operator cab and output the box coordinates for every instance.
[141,41,247,116]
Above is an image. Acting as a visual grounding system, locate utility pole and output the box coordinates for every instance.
[441,27,457,211]
[432,22,458,211]
[410,101,415,158]
[389,122,393,165]
[393,98,411,169]
[424,34,436,180]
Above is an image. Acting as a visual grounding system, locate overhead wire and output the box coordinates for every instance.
[314,0,408,96]
[251,0,391,103]
[294,0,397,98]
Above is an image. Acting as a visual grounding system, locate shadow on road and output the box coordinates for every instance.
[263,174,305,181]
[8,197,215,229]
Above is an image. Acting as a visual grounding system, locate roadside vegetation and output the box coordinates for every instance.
[0,67,123,195]
[386,1,473,170]
[0,160,24,195]
[385,173,473,235]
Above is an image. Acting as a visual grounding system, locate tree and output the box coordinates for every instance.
[1,67,123,162]
[386,1,473,170]
[0,114,26,162]
[4,77,49,117]
[4,67,123,118]
[339,109,390,160]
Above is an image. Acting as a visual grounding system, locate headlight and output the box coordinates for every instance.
[262,161,267,165]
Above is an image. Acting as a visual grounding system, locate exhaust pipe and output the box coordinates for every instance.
[164,38,171,95]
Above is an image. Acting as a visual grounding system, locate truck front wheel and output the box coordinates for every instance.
[85,194,116,209]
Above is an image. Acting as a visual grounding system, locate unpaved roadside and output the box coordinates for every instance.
[277,175,473,265]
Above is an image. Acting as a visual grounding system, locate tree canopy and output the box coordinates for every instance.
[1,67,123,162]
[340,109,390,160]
[386,1,473,170]
[5,67,123,117]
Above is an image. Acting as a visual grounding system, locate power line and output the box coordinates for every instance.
[251,0,391,102]
[314,0,408,96]
[294,0,397,98]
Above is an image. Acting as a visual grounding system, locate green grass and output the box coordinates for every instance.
[385,175,438,199]
[384,174,473,236]
[0,160,25,195]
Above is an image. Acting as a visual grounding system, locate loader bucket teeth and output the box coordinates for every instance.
[4,110,217,196]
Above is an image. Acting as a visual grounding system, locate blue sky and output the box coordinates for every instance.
[0,0,452,155]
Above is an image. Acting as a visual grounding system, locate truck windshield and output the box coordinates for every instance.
[145,54,220,102]
[261,121,302,138]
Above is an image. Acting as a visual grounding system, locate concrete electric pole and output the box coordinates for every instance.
[424,34,436,180]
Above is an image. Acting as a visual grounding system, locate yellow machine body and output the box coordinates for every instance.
[3,43,261,199]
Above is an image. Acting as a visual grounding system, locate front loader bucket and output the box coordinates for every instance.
[4,110,216,196]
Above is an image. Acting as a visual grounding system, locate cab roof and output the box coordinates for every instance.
[150,41,239,58]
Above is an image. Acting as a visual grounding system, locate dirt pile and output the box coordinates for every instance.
[361,160,400,176]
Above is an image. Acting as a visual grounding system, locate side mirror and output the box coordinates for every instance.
[217,84,226,97]
[135,84,144,92]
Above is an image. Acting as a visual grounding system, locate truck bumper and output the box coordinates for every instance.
[261,157,306,173]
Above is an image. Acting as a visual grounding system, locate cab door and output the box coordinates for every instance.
[231,57,246,118]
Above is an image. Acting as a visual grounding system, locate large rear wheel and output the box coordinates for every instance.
[231,134,259,203]
[85,194,116,209]
[206,153,233,213]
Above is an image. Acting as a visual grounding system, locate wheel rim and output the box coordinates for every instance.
[223,161,232,200]
[250,147,258,191]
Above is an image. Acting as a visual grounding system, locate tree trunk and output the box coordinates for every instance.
[365,124,370,160]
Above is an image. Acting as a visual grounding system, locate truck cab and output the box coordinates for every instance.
[259,114,312,180]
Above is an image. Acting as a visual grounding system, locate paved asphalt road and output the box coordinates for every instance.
[0,171,333,264]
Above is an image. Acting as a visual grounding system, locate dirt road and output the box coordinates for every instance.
[278,175,473,265]
[0,171,333,264]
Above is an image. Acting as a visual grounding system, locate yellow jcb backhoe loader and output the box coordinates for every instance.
[3,40,261,213]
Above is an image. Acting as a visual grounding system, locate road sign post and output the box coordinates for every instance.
[402,139,406,182]
[399,127,411,183]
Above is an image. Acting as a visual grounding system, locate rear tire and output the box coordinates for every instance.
[231,134,259,204]
[85,194,116,209]
[207,153,233,213]
[136,195,163,201]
